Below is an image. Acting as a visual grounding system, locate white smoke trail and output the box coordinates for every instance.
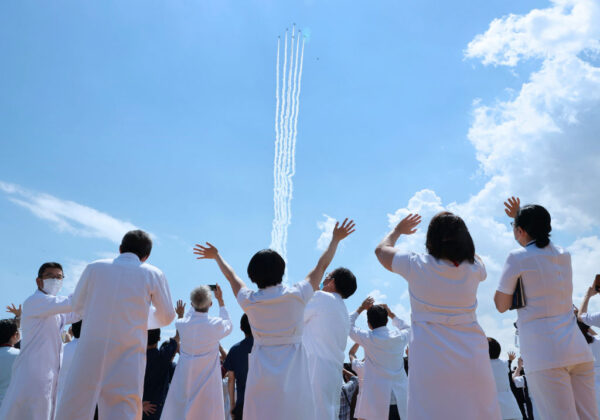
[270,25,306,265]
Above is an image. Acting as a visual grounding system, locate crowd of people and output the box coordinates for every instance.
[0,196,599,420]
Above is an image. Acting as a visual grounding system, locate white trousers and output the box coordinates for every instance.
[527,361,598,420]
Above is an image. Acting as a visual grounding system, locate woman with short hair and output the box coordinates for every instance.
[494,197,596,420]
[376,212,501,419]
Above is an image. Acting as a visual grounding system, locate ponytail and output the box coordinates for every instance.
[515,204,551,248]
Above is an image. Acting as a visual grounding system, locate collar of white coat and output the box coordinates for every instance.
[117,252,141,262]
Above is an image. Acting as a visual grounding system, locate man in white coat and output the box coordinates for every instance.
[349,297,410,420]
[0,262,79,420]
[488,338,522,420]
[161,284,232,419]
[303,267,357,420]
[55,230,175,420]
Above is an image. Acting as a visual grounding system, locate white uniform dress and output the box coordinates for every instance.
[161,307,232,420]
[55,337,78,409]
[0,291,78,420]
[349,312,409,420]
[55,253,175,420]
[579,313,600,416]
[498,242,596,420]
[237,280,314,420]
[0,346,19,407]
[303,290,349,420]
[490,359,522,419]
[392,252,501,420]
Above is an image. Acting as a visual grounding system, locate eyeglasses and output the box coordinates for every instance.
[41,274,65,280]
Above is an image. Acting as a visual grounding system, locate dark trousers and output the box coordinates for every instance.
[389,404,401,420]
[231,401,244,420]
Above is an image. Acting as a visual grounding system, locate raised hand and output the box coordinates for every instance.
[193,242,219,260]
[332,218,356,242]
[175,300,186,319]
[142,401,157,416]
[504,196,520,219]
[360,296,375,312]
[214,284,224,305]
[507,351,516,361]
[395,214,421,235]
[6,304,21,318]
[381,303,394,318]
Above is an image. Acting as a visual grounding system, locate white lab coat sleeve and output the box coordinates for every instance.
[580,312,600,328]
[304,297,317,324]
[218,307,233,339]
[349,311,369,346]
[391,252,417,280]
[61,311,82,326]
[27,294,73,318]
[71,264,91,316]
[497,252,521,295]
[149,272,176,328]
[392,316,410,332]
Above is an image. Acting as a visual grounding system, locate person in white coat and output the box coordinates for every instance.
[349,297,409,420]
[494,198,596,420]
[0,262,79,420]
[161,284,232,419]
[376,212,501,420]
[194,218,356,420]
[0,317,20,407]
[303,265,357,420]
[55,320,82,409]
[487,338,522,420]
[578,285,600,416]
[55,230,176,420]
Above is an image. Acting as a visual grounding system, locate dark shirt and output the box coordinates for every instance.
[142,338,178,419]
[223,336,253,406]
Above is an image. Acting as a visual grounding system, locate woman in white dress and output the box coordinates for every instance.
[494,197,596,420]
[194,218,355,420]
[375,212,501,420]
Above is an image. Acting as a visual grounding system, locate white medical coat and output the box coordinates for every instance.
[490,359,522,419]
[161,307,232,420]
[0,290,77,420]
[303,290,349,420]
[349,312,409,420]
[55,253,175,420]
[0,346,19,407]
[392,252,501,420]
[56,338,78,409]
[237,280,314,420]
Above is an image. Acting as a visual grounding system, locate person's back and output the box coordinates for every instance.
[55,230,175,420]
[0,318,20,408]
[162,285,232,420]
[143,328,178,420]
[223,314,253,419]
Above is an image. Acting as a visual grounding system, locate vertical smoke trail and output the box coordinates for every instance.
[270,26,306,265]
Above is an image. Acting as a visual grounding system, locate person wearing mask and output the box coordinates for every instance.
[349,298,410,420]
[194,218,355,420]
[55,230,176,420]
[376,212,501,419]
[224,314,254,420]
[142,300,185,419]
[0,262,79,420]
[495,198,596,420]
[488,338,522,419]
[0,318,20,406]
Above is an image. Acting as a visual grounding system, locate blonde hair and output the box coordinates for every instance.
[190,286,212,312]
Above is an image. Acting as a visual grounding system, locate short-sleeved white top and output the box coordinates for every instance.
[237,280,314,344]
[497,241,592,372]
[392,252,486,318]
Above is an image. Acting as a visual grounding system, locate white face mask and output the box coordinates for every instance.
[43,278,63,296]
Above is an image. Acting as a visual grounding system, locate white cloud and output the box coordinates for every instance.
[316,214,337,251]
[367,288,387,303]
[0,181,147,243]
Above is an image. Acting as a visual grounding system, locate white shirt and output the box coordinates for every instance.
[0,346,19,407]
[498,242,593,372]
[55,253,175,420]
[56,337,78,406]
[490,359,523,419]
[161,307,232,420]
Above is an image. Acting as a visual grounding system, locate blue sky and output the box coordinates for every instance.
[2,0,599,353]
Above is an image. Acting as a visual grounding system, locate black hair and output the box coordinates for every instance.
[330,267,357,299]
[120,230,153,260]
[37,262,63,279]
[577,321,594,344]
[487,337,501,359]
[71,321,82,339]
[515,204,551,248]
[426,212,475,264]
[0,319,18,345]
[367,305,388,329]
[240,313,252,337]
[247,249,285,289]
[343,362,357,376]
[147,328,161,346]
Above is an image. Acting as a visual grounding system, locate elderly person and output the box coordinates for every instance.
[161,285,232,419]
[194,218,355,420]
[495,198,596,420]
[376,212,501,419]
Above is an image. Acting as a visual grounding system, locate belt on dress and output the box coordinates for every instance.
[411,311,477,325]
[253,335,303,346]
